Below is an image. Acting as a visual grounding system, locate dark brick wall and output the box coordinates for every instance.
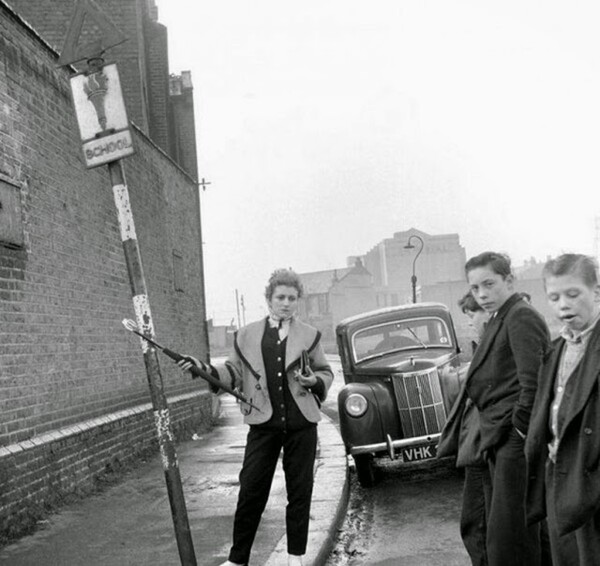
[0,0,209,443]
[146,20,171,153]
[0,391,214,542]
[7,0,200,178]
[8,0,151,134]
[0,0,210,531]
[170,76,199,182]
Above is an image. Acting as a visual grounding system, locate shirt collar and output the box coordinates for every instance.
[267,315,293,339]
[268,316,290,328]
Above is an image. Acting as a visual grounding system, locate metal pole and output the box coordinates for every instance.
[108,160,197,566]
[406,235,424,304]
[235,288,241,329]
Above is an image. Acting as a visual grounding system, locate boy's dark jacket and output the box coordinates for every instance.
[525,321,600,536]
[466,293,549,451]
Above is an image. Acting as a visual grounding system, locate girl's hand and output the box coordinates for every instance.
[177,355,205,373]
[296,368,317,388]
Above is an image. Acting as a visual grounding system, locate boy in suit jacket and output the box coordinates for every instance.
[526,254,600,566]
[465,252,550,566]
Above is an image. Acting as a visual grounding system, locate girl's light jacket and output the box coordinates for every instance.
[212,317,334,425]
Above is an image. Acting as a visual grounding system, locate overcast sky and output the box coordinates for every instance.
[156,0,600,325]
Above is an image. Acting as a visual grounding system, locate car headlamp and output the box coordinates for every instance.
[345,393,368,418]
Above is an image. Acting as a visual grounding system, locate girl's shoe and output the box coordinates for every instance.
[288,554,304,566]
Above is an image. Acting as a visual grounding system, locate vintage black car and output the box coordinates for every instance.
[336,302,463,486]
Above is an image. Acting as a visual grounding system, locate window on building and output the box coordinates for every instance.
[307,295,319,315]
[0,178,24,249]
[306,293,330,315]
[318,293,330,314]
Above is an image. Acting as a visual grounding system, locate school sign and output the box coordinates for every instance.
[70,63,134,168]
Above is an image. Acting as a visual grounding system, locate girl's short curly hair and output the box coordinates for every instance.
[265,268,304,300]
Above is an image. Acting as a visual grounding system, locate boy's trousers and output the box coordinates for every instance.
[483,428,541,566]
[461,464,489,566]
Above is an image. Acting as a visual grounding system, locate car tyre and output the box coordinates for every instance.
[354,454,378,487]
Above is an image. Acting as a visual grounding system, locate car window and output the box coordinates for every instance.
[351,317,452,362]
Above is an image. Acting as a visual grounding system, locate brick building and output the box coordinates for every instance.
[297,230,466,349]
[298,260,377,350]
[362,227,467,306]
[0,0,210,541]
[6,0,195,171]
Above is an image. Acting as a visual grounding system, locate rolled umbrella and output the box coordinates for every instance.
[122,318,260,412]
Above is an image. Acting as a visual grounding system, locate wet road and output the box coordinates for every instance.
[324,356,470,566]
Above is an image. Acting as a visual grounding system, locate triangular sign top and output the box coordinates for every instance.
[58,0,127,67]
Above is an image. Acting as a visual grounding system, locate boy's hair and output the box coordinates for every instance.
[458,292,483,314]
[465,251,512,279]
[265,268,304,300]
[542,254,599,288]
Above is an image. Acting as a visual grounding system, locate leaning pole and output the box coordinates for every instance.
[57,1,197,563]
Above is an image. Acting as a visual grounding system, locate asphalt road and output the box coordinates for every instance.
[324,356,470,566]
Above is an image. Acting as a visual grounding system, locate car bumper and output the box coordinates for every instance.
[349,432,441,460]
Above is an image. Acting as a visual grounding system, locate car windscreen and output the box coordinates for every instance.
[351,316,453,363]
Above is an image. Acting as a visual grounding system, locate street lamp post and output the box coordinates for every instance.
[404,235,424,304]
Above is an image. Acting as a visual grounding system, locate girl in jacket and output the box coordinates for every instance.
[526,253,600,565]
[179,268,333,566]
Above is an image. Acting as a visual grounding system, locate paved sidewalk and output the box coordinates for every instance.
[0,396,348,566]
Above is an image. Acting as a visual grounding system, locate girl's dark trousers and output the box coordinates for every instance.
[228,425,317,565]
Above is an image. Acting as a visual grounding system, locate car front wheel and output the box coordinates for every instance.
[353,454,378,487]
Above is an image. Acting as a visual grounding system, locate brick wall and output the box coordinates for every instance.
[8,0,200,178]
[0,1,210,540]
[146,19,171,153]
[170,73,199,181]
[0,391,214,542]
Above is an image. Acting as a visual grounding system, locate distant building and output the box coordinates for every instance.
[302,229,560,357]
[298,228,466,348]
[207,319,236,355]
[363,228,467,307]
[298,260,376,348]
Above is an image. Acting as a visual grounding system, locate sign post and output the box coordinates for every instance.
[59,1,197,564]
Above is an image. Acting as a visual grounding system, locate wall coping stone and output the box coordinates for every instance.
[0,390,208,460]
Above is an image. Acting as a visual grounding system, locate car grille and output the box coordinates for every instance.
[392,367,447,437]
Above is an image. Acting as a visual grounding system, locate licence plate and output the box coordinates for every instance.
[401,443,437,462]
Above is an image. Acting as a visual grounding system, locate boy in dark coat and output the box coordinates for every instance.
[526,254,600,566]
[465,252,550,566]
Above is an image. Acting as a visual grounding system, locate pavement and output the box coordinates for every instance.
[0,395,348,566]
